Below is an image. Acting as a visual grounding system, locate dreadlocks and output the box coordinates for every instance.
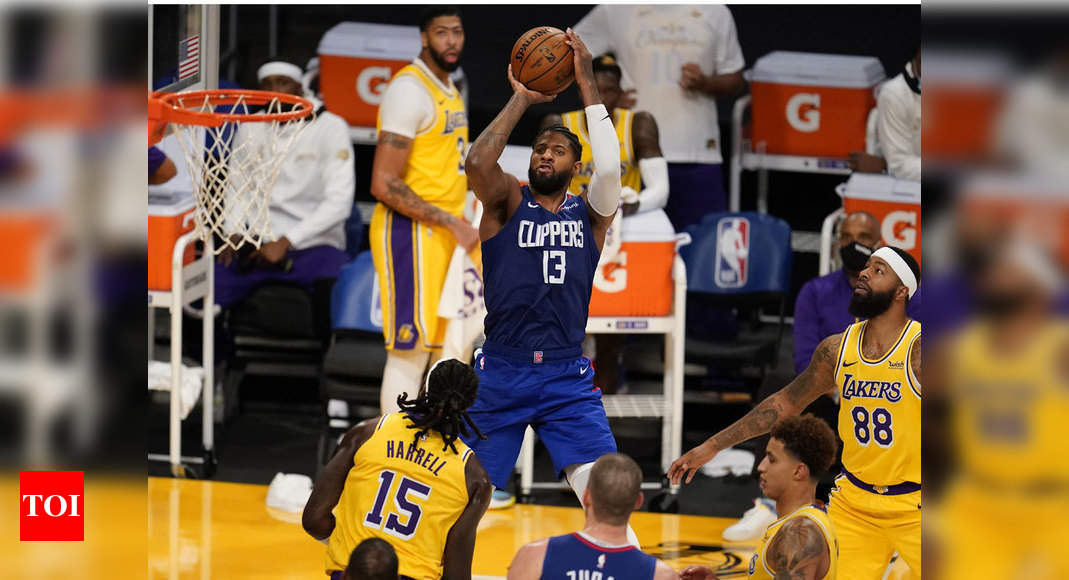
[396,358,486,455]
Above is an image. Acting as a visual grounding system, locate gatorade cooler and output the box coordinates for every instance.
[923,51,1011,162]
[749,51,886,157]
[0,210,54,293]
[960,175,1069,269]
[148,196,196,291]
[318,22,420,128]
[590,210,680,317]
[836,174,922,265]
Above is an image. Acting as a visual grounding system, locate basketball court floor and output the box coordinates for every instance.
[147,477,911,579]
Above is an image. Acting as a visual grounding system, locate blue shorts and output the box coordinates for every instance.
[461,348,618,489]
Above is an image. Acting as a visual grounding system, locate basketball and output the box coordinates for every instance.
[510,26,574,95]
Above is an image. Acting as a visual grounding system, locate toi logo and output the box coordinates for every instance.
[20,471,84,541]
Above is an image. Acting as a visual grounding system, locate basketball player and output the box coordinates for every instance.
[463,29,636,543]
[929,239,1069,579]
[302,359,492,580]
[507,454,676,580]
[681,415,839,580]
[370,6,479,413]
[541,54,668,217]
[344,539,399,580]
[670,246,921,579]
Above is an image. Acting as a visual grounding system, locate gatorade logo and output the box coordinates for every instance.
[356,66,393,105]
[593,252,628,294]
[882,210,917,250]
[786,92,821,133]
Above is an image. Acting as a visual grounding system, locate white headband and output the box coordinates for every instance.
[257,61,303,84]
[873,247,918,299]
[424,357,460,393]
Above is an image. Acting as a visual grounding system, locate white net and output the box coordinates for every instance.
[167,92,314,253]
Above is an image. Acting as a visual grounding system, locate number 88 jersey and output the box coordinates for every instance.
[325,413,475,579]
[833,319,922,487]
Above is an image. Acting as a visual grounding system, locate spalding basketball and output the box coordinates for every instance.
[510,26,575,95]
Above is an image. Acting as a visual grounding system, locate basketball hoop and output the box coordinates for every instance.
[148,89,316,253]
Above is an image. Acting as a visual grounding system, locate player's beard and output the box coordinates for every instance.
[427,44,462,73]
[848,286,896,319]
[528,166,572,196]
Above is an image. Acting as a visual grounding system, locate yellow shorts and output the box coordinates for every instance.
[370,203,456,351]
[934,479,1069,580]
[828,474,922,580]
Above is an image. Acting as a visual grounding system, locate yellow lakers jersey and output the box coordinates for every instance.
[834,319,922,486]
[560,108,642,197]
[325,413,474,578]
[749,503,838,580]
[947,320,1069,486]
[377,61,468,217]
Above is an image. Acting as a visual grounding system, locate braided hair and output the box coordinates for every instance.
[396,358,486,455]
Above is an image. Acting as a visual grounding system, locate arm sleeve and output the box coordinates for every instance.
[877,84,921,181]
[585,104,622,217]
[713,7,746,75]
[281,115,356,249]
[573,6,613,57]
[378,75,435,138]
[792,280,823,375]
[635,156,669,213]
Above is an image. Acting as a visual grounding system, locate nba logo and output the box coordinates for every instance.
[533,351,544,364]
[715,217,750,288]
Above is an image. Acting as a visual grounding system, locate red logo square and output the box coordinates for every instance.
[20,471,84,541]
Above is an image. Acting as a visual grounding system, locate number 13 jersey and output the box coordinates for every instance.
[325,413,475,579]
[482,185,600,354]
[833,319,922,487]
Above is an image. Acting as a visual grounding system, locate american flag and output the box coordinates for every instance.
[178,35,200,80]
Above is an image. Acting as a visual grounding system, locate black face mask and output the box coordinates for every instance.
[840,241,875,273]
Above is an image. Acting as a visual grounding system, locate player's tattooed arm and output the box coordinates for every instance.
[632,111,663,160]
[371,131,466,229]
[302,418,377,541]
[766,517,830,580]
[669,334,841,485]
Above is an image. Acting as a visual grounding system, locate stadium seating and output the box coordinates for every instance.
[679,212,793,393]
[317,250,387,467]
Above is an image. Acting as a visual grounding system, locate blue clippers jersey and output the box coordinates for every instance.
[541,533,657,580]
[482,186,600,353]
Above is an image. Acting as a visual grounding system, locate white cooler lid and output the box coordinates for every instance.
[318,22,420,60]
[148,194,195,217]
[621,209,677,242]
[749,51,885,88]
[837,173,921,204]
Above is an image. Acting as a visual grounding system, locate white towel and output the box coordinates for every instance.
[698,447,756,478]
[265,472,313,513]
[438,194,487,362]
[147,360,204,420]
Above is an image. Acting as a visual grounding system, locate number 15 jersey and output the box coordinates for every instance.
[833,319,922,487]
[325,413,475,579]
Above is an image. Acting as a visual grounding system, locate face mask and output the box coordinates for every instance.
[840,241,874,273]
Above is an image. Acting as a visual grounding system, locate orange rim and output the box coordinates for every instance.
[149,89,314,127]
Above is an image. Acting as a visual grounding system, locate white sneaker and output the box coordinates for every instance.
[722,498,777,542]
[489,489,515,510]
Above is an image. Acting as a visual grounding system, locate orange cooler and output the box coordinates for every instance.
[837,174,922,265]
[148,197,196,291]
[318,22,421,128]
[590,211,679,317]
[749,51,885,157]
